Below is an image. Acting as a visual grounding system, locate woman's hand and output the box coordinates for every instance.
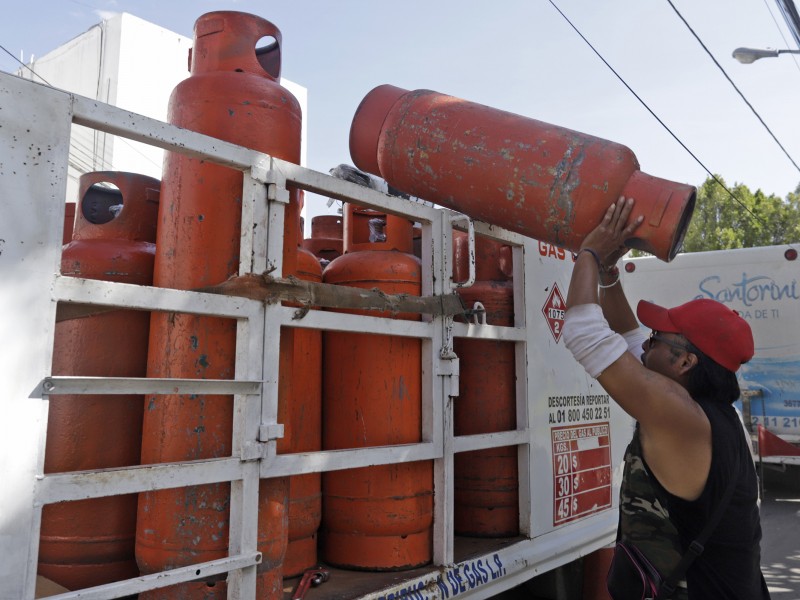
[580,196,643,268]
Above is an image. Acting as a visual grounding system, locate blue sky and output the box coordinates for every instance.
[3,0,800,206]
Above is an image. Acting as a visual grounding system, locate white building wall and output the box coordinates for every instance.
[109,13,192,180]
[283,80,308,169]
[21,23,110,200]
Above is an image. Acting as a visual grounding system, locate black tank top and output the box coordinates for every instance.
[621,398,771,599]
[654,399,770,599]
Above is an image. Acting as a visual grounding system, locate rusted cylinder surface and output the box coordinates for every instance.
[138,11,298,598]
[350,85,696,261]
[42,172,159,589]
[280,246,323,577]
[321,208,432,570]
[453,236,518,536]
[151,11,301,288]
[453,230,513,284]
[453,308,518,536]
[135,481,288,600]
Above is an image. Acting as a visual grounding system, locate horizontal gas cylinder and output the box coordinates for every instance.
[350,85,696,261]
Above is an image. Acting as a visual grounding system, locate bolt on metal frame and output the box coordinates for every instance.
[0,71,617,600]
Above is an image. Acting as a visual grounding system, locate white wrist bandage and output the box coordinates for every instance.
[563,304,628,378]
[622,328,647,361]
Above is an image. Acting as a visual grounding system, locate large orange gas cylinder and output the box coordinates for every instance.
[350,85,696,261]
[453,235,518,537]
[42,171,159,590]
[279,243,323,577]
[321,206,433,570]
[138,11,300,599]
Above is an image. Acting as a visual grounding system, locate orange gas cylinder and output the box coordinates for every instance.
[302,214,343,264]
[350,85,696,261]
[42,171,159,590]
[137,11,300,599]
[62,201,75,244]
[321,206,433,570]
[453,235,518,537]
[279,244,323,577]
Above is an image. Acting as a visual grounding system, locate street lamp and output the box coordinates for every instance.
[732,46,800,64]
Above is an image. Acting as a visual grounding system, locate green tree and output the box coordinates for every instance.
[633,176,800,255]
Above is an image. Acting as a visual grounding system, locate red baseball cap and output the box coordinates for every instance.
[637,298,754,372]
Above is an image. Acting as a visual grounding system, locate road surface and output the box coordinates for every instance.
[760,466,800,598]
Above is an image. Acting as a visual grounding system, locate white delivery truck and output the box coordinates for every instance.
[0,71,635,600]
[621,245,800,465]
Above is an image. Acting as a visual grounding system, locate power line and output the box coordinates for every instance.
[761,0,800,74]
[774,0,800,47]
[665,0,800,177]
[545,0,770,230]
[0,43,53,85]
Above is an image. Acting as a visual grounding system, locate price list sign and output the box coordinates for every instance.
[551,423,612,526]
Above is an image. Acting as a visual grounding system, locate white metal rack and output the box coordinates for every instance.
[0,71,623,600]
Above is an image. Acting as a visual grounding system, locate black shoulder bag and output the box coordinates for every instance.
[606,461,739,600]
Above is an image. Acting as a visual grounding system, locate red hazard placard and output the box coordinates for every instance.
[542,283,566,342]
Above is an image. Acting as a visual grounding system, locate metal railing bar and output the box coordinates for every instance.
[452,430,529,454]
[35,457,245,504]
[54,275,262,319]
[264,443,440,478]
[41,552,261,600]
[38,376,261,397]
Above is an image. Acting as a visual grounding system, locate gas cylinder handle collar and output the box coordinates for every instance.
[254,19,283,79]
[450,214,475,290]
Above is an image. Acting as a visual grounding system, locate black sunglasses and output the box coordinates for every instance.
[648,331,691,353]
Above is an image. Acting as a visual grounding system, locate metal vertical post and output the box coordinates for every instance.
[228,168,270,598]
[516,241,534,536]
[259,162,289,453]
[430,211,457,565]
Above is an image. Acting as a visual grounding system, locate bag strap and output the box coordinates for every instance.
[657,451,741,598]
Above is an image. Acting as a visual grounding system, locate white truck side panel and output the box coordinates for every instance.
[0,76,73,599]
[622,246,800,443]
[527,243,634,536]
